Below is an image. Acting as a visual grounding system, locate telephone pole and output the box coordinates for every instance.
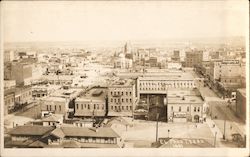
[156,113,159,142]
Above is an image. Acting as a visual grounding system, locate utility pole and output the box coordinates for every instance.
[214,131,217,147]
[156,113,159,142]
[223,119,226,140]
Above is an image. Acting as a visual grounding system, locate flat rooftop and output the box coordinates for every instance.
[110,79,135,86]
[138,73,194,80]
[76,87,107,101]
[168,95,204,104]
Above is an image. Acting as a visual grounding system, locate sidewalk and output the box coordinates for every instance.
[205,117,223,147]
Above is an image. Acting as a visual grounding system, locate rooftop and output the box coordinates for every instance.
[138,72,194,80]
[168,95,204,104]
[110,79,135,87]
[9,125,54,136]
[76,88,107,102]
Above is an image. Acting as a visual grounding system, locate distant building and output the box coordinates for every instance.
[4,80,16,89]
[171,50,180,62]
[185,51,203,67]
[209,60,241,83]
[236,88,246,122]
[4,50,15,62]
[108,79,137,117]
[114,53,133,69]
[74,88,108,117]
[4,62,33,86]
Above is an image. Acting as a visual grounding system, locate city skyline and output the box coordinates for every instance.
[2,1,248,42]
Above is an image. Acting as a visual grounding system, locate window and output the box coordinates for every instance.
[88,104,90,109]
[81,104,83,109]
[76,104,79,109]
[121,92,123,95]
[47,105,49,111]
[111,106,113,110]
[59,106,61,111]
[111,91,113,95]
[55,105,57,111]
[194,107,196,112]
[179,106,181,112]
[126,99,128,103]
[130,99,132,103]
[126,92,128,96]
[115,106,117,110]
[171,106,173,111]
[187,107,189,112]
[114,99,116,103]
[118,92,120,95]
[130,106,132,110]
[130,92,132,96]
[84,104,86,108]
[126,106,128,110]
[97,104,99,109]
[111,98,113,102]
[118,99,120,103]
[49,105,52,111]
[92,137,96,143]
[122,106,124,110]
[197,107,200,112]
[102,105,104,110]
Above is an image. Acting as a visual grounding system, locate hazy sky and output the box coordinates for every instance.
[2,1,248,42]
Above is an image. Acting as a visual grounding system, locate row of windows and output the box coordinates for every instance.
[76,103,104,110]
[111,105,132,111]
[170,106,200,112]
[110,91,132,96]
[21,91,32,99]
[5,97,14,105]
[46,105,62,111]
[110,98,132,103]
[140,82,193,86]
[64,137,116,144]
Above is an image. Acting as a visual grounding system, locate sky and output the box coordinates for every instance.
[2,1,248,42]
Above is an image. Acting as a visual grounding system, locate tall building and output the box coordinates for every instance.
[4,50,15,63]
[208,59,241,83]
[4,62,33,86]
[185,51,203,67]
[107,79,137,117]
[171,50,180,62]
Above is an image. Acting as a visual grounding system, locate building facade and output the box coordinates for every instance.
[185,51,203,67]
[108,79,137,117]
[74,88,107,117]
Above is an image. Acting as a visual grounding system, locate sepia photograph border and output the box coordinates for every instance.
[0,0,249,157]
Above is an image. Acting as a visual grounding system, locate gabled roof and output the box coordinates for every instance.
[50,127,65,138]
[8,125,54,136]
